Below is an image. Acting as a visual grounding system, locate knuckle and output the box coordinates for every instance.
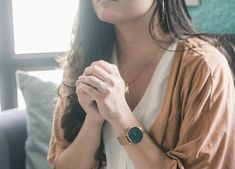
[93,60,105,67]
[84,67,89,71]
[98,60,104,64]
[92,65,99,71]
[89,76,94,82]
[104,87,112,95]
[84,67,90,74]
[109,78,115,86]
[90,76,97,84]
[92,60,101,65]
[91,61,97,65]
[112,64,118,69]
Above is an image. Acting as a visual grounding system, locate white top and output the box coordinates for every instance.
[101,42,178,169]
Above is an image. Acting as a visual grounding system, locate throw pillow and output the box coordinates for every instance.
[16,70,61,169]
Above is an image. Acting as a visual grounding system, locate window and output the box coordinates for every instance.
[0,0,79,111]
[12,0,79,54]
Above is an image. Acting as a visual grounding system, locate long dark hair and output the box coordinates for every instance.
[58,0,235,167]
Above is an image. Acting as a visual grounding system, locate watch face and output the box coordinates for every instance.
[127,127,143,144]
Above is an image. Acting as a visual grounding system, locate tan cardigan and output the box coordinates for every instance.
[47,38,235,169]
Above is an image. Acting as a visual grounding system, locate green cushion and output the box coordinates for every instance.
[16,70,61,169]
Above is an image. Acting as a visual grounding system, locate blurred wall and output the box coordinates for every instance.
[188,0,235,34]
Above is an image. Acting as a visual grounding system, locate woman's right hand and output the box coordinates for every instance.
[76,79,105,125]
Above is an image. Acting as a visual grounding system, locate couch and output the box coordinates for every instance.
[0,109,27,169]
[0,70,59,169]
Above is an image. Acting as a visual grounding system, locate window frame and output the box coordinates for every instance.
[0,0,61,111]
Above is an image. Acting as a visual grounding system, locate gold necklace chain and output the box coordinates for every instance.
[118,54,158,94]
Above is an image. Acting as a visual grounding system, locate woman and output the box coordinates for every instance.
[47,0,235,169]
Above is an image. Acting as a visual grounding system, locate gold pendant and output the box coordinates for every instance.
[125,82,130,94]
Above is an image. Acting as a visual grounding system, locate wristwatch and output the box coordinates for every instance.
[117,125,145,145]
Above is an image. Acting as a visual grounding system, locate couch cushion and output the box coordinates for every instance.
[0,109,27,169]
[16,70,61,169]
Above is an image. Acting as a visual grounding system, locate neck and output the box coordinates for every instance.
[114,5,170,67]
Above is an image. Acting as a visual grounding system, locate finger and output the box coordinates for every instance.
[77,90,94,105]
[92,60,114,73]
[76,80,94,101]
[78,75,107,93]
[93,60,121,77]
[78,82,101,100]
[84,65,114,85]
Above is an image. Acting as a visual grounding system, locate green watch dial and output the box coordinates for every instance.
[127,127,143,144]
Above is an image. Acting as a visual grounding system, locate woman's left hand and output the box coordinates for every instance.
[77,60,131,124]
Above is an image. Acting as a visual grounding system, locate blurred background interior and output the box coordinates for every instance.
[0,0,234,169]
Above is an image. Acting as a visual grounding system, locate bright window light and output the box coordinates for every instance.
[12,0,79,54]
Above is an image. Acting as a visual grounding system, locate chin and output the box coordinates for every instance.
[96,12,113,23]
[96,9,140,25]
[96,10,122,24]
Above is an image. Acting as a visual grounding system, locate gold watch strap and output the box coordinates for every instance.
[117,125,145,145]
[117,135,131,145]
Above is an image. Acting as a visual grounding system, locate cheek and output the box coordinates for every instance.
[92,0,155,24]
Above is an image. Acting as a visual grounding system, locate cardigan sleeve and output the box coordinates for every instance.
[47,97,70,169]
[162,56,235,169]
[47,97,100,169]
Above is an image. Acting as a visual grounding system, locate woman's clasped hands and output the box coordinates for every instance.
[76,60,131,126]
